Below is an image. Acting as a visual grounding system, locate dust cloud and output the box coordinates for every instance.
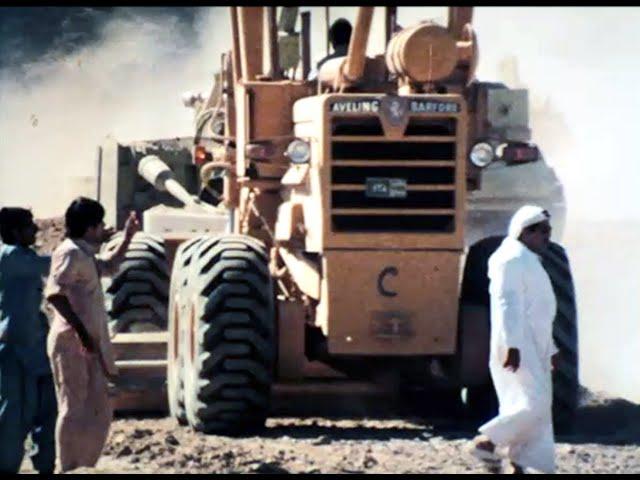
[0,7,231,217]
[472,7,640,404]
[1,7,638,402]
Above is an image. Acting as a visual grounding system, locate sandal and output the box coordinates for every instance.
[469,442,502,463]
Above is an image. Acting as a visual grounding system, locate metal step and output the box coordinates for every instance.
[111,331,168,361]
[109,332,169,413]
[109,359,167,413]
[109,379,168,414]
[114,359,167,380]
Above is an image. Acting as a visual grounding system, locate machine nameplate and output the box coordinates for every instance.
[365,178,407,199]
[330,100,380,113]
[370,311,414,339]
[330,99,459,114]
[409,100,460,113]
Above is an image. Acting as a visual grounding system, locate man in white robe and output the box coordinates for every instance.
[469,205,560,474]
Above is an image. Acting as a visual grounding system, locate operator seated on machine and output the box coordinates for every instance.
[307,18,352,81]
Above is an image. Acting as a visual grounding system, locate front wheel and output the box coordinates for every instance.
[182,234,276,434]
[458,237,503,422]
[167,237,203,426]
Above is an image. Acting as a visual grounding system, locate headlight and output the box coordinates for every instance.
[469,142,494,168]
[286,139,311,164]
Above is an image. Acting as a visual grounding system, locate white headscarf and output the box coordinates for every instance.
[507,205,550,239]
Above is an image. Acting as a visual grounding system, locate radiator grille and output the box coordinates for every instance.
[330,114,459,233]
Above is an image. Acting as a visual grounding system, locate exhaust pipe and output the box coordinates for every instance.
[138,155,215,211]
[341,7,374,84]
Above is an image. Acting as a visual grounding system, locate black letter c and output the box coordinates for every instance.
[378,266,398,297]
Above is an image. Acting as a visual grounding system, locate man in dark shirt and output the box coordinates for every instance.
[308,18,352,80]
[0,208,56,474]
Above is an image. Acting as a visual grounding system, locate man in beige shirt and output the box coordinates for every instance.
[46,197,139,472]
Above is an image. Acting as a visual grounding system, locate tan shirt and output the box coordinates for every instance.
[45,238,121,376]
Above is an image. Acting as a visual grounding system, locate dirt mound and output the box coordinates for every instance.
[569,387,640,444]
[35,216,65,255]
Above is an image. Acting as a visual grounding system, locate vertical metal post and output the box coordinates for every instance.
[448,7,474,40]
[230,7,241,83]
[301,11,311,80]
[385,6,397,46]
[385,6,397,83]
[267,7,281,79]
[96,146,102,201]
[238,7,264,81]
[342,7,374,85]
[325,6,330,55]
[227,208,235,234]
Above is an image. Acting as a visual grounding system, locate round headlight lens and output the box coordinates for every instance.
[469,142,494,168]
[286,139,311,164]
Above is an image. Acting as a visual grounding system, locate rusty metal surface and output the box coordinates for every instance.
[387,23,458,83]
[110,332,169,413]
[234,80,313,244]
[230,7,241,84]
[447,7,473,40]
[277,301,346,380]
[323,250,460,355]
[266,7,281,80]
[342,7,374,86]
[237,7,264,81]
[110,384,167,413]
[277,301,307,380]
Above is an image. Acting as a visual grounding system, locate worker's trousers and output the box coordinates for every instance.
[0,353,57,473]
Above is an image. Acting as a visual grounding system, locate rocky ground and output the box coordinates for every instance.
[25,218,640,474]
[19,389,640,474]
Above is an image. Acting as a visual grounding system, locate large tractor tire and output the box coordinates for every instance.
[456,303,498,423]
[460,236,504,309]
[458,236,503,422]
[182,234,276,434]
[167,237,204,426]
[102,232,169,334]
[540,243,579,433]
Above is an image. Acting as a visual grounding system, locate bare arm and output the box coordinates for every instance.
[96,212,141,275]
[96,230,132,275]
[47,294,96,352]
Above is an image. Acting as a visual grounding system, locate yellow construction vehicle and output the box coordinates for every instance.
[99,7,578,433]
